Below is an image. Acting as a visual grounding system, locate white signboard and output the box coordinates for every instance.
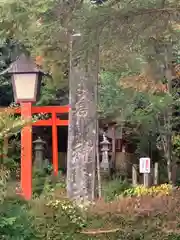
[139,157,151,173]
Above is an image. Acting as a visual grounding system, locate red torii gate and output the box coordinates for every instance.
[5,105,69,200]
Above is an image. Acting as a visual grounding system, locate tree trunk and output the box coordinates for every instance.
[67,34,98,202]
[164,48,173,184]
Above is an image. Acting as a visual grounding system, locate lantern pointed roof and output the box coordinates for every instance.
[8,54,42,74]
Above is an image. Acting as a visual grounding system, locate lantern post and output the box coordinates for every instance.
[100,133,111,178]
[33,137,46,169]
[8,54,42,200]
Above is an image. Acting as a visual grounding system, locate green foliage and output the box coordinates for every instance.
[0,168,37,240]
[102,178,131,201]
[7,137,21,163]
[0,178,180,240]
[32,167,55,196]
[99,70,171,158]
[0,107,29,140]
[0,0,71,88]
[32,198,87,240]
[0,39,20,106]
[173,135,180,159]
[0,0,179,72]
[0,167,10,202]
[99,71,133,119]
[32,167,66,197]
[0,1,179,239]
[1,157,19,178]
[167,234,180,240]
[32,168,48,196]
[0,197,37,240]
[0,0,179,165]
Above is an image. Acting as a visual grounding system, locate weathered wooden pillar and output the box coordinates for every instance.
[67,33,98,202]
[132,164,138,186]
[111,125,116,172]
[143,173,150,187]
[153,162,159,185]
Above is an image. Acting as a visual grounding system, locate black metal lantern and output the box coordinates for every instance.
[8,54,43,103]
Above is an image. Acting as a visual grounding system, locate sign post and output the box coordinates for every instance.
[139,157,151,187]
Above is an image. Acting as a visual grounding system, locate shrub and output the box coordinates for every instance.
[32,168,49,196]
[87,190,180,239]
[2,157,19,178]
[102,178,131,201]
[31,197,87,240]
[32,168,66,197]
[0,196,37,240]
[123,184,173,197]
[0,166,38,240]
[0,170,37,240]
[0,167,10,201]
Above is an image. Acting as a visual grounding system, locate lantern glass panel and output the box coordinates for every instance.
[13,73,38,102]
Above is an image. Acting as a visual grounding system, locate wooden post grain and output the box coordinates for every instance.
[143,173,150,187]
[132,164,138,186]
[153,162,159,185]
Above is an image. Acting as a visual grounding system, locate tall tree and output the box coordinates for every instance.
[0,0,179,188]
[0,39,20,106]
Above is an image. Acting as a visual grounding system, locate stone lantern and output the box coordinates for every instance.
[33,137,46,168]
[100,133,110,177]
